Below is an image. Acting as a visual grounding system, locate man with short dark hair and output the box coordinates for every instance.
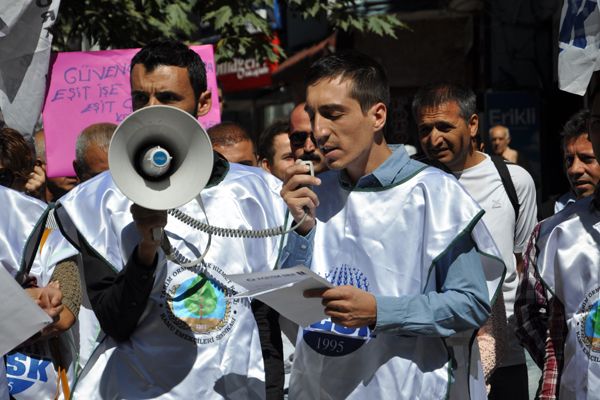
[281,52,505,399]
[55,39,286,399]
[207,121,258,166]
[514,86,600,399]
[554,109,600,212]
[415,83,537,400]
[258,120,295,180]
[288,103,328,174]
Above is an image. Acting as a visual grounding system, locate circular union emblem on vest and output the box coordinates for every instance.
[576,287,600,361]
[160,263,241,345]
[303,264,372,357]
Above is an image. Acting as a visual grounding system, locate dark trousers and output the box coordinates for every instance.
[488,363,529,400]
[251,300,284,400]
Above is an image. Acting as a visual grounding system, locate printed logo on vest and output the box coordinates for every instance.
[303,264,372,357]
[160,263,242,345]
[576,287,600,362]
[6,352,52,395]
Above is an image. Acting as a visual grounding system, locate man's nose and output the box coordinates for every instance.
[429,129,444,146]
[568,157,585,175]
[312,114,328,150]
[304,133,317,152]
[147,96,161,107]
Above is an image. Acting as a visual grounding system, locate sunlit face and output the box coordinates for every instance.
[75,143,109,182]
[131,64,201,116]
[213,139,257,166]
[490,126,510,155]
[289,104,328,174]
[305,76,386,181]
[261,133,295,180]
[417,101,478,172]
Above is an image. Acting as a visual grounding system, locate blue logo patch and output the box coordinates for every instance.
[303,265,372,357]
[8,378,35,395]
[6,352,51,395]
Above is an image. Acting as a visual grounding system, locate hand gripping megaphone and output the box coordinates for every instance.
[108,105,214,210]
[109,105,308,270]
[108,105,312,270]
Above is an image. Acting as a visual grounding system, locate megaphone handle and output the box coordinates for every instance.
[152,227,163,241]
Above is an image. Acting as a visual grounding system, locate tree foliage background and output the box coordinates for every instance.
[52,0,405,62]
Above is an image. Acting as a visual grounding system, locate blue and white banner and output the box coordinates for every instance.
[558,0,600,95]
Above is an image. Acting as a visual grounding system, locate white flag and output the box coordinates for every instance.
[0,0,61,141]
[558,0,600,95]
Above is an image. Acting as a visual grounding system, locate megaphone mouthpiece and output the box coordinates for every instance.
[139,146,172,178]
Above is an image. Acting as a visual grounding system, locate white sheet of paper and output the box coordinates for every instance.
[227,265,332,327]
[0,267,52,356]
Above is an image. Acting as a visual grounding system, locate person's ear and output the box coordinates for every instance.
[468,114,479,138]
[371,102,387,132]
[196,90,212,117]
[260,158,272,173]
[72,160,84,181]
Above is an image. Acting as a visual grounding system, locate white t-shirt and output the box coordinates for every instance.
[455,153,537,366]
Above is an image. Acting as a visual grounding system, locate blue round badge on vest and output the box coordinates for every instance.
[302,318,371,357]
[303,329,368,357]
[303,265,372,356]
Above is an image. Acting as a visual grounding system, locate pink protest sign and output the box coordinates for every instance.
[42,45,220,178]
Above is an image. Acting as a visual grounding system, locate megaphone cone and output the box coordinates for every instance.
[108,105,214,210]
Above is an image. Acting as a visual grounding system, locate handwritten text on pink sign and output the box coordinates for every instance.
[42,46,220,177]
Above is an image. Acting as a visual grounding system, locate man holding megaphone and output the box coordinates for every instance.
[54,39,287,399]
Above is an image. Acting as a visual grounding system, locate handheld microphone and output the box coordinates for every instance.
[296,159,315,181]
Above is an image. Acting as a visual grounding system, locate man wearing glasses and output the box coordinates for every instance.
[289,103,328,174]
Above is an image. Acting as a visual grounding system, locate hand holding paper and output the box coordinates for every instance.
[227,266,333,327]
[304,285,377,329]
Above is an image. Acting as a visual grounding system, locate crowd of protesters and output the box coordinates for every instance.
[1,38,600,400]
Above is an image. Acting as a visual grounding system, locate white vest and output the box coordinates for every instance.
[289,168,505,400]
[56,165,286,399]
[0,187,63,400]
[537,196,600,399]
[0,186,47,279]
[8,223,81,400]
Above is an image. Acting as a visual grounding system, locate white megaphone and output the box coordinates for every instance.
[108,105,214,210]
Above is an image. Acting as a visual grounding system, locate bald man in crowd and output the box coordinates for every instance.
[490,125,534,181]
[207,121,258,166]
[490,125,518,163]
